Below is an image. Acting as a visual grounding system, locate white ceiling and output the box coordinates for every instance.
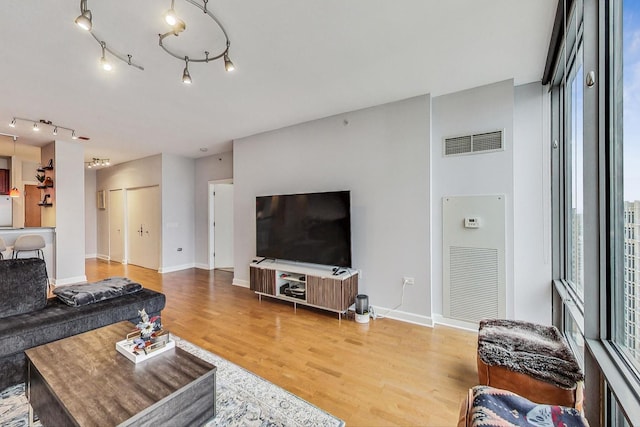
[0,0,557,166]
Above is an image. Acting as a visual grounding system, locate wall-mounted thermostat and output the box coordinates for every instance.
[464,217,480,228]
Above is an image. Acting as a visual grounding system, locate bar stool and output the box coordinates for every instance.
[12,235,46,260]
[0,237,6,259]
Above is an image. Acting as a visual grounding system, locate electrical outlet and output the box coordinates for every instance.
[403,277,415,286]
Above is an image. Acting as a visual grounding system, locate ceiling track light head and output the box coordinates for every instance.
[75,0,93,31]
[33,122,39,132]
[164,0,178,25]
[100,41,113,71]
[182,56,192,84]
[224,52,235,72]
[9,118,16,127]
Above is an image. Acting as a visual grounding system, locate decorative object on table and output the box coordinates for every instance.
[115,308,175,363]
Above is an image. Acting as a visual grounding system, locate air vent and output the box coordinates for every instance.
[443,130,503,157]
[444,136,472,156]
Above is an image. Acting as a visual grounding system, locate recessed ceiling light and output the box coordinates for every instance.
[200,148,208,152]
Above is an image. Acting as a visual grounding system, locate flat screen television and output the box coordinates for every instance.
[256,191,352,267]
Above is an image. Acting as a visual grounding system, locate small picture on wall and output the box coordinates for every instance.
[97,190,106,209]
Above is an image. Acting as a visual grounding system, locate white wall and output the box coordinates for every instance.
[85,169,97,258]
[234,95,432,325]
[431,80,515,325]
[194,151,233,268]
[95,154,197,273]
[160,154,196,273]
[53,140,86,284]
[96,155,162,260]
[513,82,552,324]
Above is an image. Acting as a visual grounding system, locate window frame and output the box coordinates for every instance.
[550,0,640,424]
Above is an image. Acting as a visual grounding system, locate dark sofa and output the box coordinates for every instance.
[0,258,166,390]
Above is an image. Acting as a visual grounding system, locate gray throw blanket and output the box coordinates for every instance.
[478,319,584,389]
[53,277,142,307]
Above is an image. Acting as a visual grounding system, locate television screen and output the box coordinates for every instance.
[256,191,351,267]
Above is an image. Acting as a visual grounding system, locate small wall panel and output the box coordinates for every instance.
[443,195,506,323]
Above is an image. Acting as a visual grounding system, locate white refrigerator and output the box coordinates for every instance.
[0,196,13,227]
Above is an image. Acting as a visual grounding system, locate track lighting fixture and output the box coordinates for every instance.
[73,0,235,84]
[74,0,92,31]
[8,118,88,141]
[159,0,234,81]
[86,158,110,169]
[182,57,192,84]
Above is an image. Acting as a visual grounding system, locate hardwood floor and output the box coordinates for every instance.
[84,259,478,426]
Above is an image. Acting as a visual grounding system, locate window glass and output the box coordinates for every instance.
[613,0,640,371]
[567,50,585,299]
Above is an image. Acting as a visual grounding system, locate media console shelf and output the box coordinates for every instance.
[249,260,358,319]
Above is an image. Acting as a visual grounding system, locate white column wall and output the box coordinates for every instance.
[53,139,86,284]
[431,80,515,325]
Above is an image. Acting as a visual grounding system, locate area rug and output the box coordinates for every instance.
[0,336,345,427]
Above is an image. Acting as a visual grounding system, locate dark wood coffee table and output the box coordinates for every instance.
[25,321,216,426]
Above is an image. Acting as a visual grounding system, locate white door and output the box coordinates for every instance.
[127,186,160,270]
[109,189,124,263]
[211,183,234,269]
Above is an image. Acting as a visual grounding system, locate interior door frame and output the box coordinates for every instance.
[208,179,233,270]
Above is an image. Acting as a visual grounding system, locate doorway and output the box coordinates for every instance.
[208,181,233,271]
[24,185,41,227]
[127,186,160,271]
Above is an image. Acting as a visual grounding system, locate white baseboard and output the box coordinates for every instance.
[85,253,97,259]
[159,263,195,274]
[232,278,250,288]
[96,254,110,261]
[195,263,212,270]
[432,314,479,332]
[371,305,433,327]
[53,275,88,286]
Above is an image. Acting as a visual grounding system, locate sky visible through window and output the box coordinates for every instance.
[625,0,640,201]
